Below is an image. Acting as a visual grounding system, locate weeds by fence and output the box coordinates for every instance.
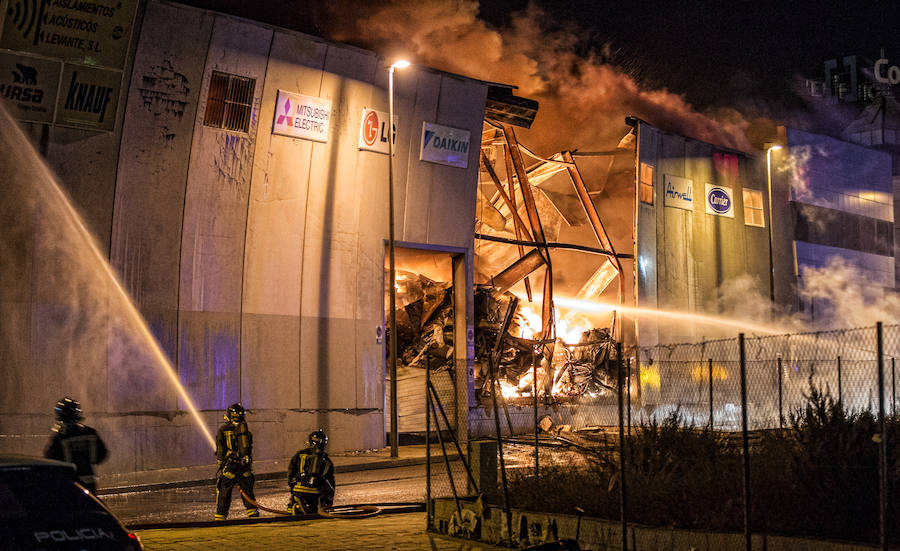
[427,322,900,549]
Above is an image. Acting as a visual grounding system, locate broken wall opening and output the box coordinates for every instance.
[384,246,464,439]
[471,122,637,434]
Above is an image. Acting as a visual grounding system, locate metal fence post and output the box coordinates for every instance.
[708,358,714,430]
[876,322,887,551]
[892,357,896,416]
[627,357,632,437]
[777,356,783,429]
[426,355,432,528]
[533,342,539,478]
[617,342,628,551]
[739,334,751,551]
[837,355,843,406]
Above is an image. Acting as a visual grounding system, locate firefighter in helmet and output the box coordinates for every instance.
[214,403,259,520]
[287,429,335,515]
[44,397,108,494]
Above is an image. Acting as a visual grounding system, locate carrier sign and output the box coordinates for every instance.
[705,184,734,217]
[420,121,470,168]
[663,174,693,211]
[272,90,331,142]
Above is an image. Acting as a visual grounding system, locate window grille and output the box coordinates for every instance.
[203,71,255,133]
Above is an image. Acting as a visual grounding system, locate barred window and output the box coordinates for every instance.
[203,71,255,133]
[640,162,654,205]
[743,188,765,227]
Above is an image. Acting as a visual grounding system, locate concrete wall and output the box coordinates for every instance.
[636,122,770,346]
[0,0,486,482]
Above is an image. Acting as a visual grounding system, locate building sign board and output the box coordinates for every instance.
[54,63,120,131]
[705,183,734,218]
[875,58,900,84]
[0,0,139,69]
[419,121,470,168]
[272,90,331,142]
[0,52,60,123]
[358,107,397,155]
[663,174,693,211]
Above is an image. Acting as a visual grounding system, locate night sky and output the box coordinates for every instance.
[177,0,900,108]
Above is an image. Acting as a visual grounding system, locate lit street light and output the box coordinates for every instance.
[765,143,782,305]
[388,59,409,458]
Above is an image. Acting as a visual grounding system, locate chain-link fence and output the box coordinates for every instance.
[425,357,477,530]
[431,323,900,548]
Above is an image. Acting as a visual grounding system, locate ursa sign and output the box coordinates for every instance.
[705,183,734,218]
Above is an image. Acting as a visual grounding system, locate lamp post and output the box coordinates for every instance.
[765,144,782,306]
[388,59,409,458]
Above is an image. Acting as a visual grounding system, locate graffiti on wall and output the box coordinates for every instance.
[138,59,190,119]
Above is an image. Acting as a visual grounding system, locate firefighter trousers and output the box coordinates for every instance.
[215,469,258,519]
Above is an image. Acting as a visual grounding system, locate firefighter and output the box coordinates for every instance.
[44,397,108,494]
[287,429,335,515]
[214,403,259,520]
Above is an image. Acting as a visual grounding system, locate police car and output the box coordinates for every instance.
[0,455,143,550]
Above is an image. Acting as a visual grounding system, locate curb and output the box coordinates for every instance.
[127,503,425,531]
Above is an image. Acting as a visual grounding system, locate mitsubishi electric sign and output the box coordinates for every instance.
[705,183,734,218]
[272,90,331,142]
[663,174,693,211]
[420,121,470,168]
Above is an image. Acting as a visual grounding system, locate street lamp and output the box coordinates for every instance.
[388,59,409,458]
[765,143,782,306]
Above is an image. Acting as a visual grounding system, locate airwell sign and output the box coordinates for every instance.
[664,174,693,211]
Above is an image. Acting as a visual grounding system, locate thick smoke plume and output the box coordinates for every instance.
[328,0,751,154]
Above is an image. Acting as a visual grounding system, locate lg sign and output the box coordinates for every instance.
[875,58,900,85]
[362,110,380,146]
[358,108,397,154]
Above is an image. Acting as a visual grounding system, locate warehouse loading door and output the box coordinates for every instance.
[385,246,462,437]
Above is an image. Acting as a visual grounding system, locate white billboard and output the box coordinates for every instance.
[419,121,470,168]
[272,90,331,142]
[358,108,397,154]
[663,174,693,211]
[705,183,735,218]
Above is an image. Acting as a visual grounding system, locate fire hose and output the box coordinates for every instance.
[238,489,381,519]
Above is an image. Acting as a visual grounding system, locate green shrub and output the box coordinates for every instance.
[504,386,900,544]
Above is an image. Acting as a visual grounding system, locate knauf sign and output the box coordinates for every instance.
[705,183,734,218]
[272,90,331,142]
[420,121,470,168]
[663,174,693,211]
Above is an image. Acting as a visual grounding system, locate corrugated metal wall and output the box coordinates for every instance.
[636,122,770,346]
[1,0,486,480]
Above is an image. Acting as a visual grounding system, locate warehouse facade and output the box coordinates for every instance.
[0,0,486,480]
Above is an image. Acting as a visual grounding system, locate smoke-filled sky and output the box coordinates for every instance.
[180,0,900,152]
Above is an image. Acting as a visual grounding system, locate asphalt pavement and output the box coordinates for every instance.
[100,445,451,525]
[134,512,506,551]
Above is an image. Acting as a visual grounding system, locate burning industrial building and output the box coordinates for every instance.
[1,0,897,485]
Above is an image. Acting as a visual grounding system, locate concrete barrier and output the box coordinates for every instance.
[431,497,879,550]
